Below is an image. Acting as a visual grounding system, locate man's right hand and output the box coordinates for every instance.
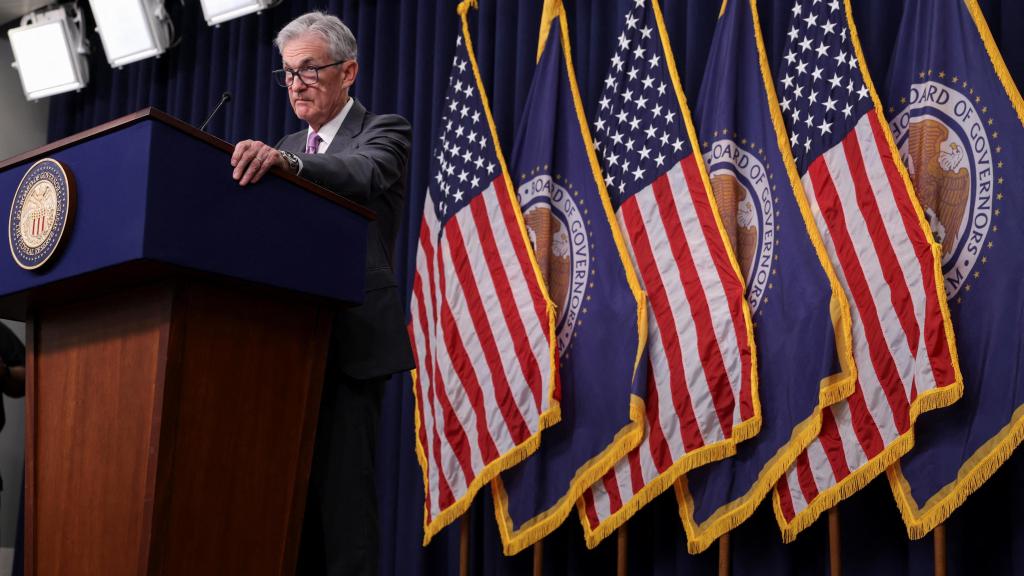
[231,139,289,186]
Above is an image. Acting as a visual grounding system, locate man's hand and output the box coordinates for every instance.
[231,140,288,186]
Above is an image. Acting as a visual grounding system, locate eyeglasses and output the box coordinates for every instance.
[272,60,346,87]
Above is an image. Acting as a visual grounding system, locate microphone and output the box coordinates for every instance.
[199,91,232,132]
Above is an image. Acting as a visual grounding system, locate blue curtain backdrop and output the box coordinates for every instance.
[42,0,1024,574]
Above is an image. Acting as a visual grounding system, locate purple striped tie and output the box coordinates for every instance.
[305,131,322,154]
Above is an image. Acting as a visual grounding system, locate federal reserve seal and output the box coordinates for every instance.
[890,79,996,299]
[517,173,590,355]
[704,139,776,313]
[9,158,76,270]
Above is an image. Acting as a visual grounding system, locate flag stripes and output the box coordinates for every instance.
[412,178,557,538]
[580,155,754,544]
[410,22,558,541]
[773,110,960,537]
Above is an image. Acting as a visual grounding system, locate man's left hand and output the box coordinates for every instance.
[231,140,287,186]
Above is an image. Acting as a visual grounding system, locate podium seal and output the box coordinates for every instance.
[9,158,76,270]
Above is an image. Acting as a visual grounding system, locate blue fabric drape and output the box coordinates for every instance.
[44,1,1024,574]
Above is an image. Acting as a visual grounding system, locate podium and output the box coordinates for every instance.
[0,109,374,575]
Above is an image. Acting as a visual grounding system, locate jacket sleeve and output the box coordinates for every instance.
[292,114,411,206]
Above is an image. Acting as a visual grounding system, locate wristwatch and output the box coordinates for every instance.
[278,149,300,174]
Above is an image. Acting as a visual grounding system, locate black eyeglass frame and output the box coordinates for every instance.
[272,60,347,87]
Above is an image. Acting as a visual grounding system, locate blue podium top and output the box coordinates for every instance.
[0,108,372,319]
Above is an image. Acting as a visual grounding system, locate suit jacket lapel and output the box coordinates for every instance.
[326,98,366,154]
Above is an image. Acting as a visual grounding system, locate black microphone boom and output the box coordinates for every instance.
[199,91,232,132]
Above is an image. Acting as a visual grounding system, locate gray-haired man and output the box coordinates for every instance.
[230,11,414,575]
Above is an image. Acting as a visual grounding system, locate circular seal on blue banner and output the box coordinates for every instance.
[8,158,76,271]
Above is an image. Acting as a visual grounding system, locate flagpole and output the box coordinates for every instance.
[718,533,730,576]
[532,540,544,576]
[933,524,947,576]
[617,525,628,576]
[828,508,841,576]
[459,510,470,576]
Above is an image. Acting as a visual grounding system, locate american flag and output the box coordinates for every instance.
[578,0,758,546]
[770,0,962,540]
[408,26,558,544]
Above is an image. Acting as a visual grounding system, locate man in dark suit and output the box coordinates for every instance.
[229,11,413,575]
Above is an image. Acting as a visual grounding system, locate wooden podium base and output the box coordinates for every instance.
[26,279,331,575]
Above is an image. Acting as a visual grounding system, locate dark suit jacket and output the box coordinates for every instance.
[276,99,414,381]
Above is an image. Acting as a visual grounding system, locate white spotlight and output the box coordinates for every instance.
[88,0,174,68]
[199,0,280,27]
[7,4,90,101]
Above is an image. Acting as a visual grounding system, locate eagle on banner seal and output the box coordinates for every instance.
[517,172,591,356]
[704,138,776,314]
[890,79,996,299]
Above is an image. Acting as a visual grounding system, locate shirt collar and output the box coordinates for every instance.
[307,97,355,153]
